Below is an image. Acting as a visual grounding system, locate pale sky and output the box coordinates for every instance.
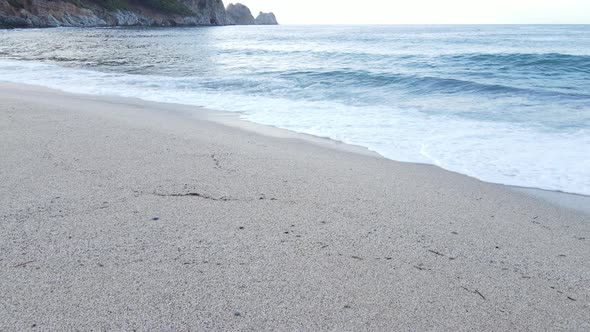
[236,0,590,24]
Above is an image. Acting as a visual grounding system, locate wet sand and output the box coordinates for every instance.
[0,83,589,331]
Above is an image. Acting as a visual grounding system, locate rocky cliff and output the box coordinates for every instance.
[225,3,254,25]
[0,0,276,28]
[225,3,278,26]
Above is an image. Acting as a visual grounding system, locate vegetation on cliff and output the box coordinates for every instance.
[99,0,194,15]
[5,0,194,15]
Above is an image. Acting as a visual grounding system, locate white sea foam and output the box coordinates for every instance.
[1,58,589,195]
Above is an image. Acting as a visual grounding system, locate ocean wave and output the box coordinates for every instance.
[275,69,590,99]
[444,52,590,73]
[218,48,590,74]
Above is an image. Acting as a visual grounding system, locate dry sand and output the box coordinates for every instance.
[0,83,589,331]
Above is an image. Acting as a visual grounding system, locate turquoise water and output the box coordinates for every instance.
[1,25,589,194]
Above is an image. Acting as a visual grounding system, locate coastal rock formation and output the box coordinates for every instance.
[225,3,254,25]
[255,12,278,25]
[0,0,234,28]
[179,0,229,25]
[0,0,276,28]
[0,0,105,28]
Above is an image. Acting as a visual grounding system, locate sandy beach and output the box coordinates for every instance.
[0,82,588,330]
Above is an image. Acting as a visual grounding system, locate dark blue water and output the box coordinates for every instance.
[1,25,589,194]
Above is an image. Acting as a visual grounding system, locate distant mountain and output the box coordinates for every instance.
[0,0,278,28]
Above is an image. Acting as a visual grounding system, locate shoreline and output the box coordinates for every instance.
[0,43,586,198]
[1,82,589,330]
[3,81,589,215]
[215,103,590,215]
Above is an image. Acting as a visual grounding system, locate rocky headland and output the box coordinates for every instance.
[0,0,277,28]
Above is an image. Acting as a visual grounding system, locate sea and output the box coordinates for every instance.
[1,25,589,195]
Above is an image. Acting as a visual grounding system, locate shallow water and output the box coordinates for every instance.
[1,25,589,194]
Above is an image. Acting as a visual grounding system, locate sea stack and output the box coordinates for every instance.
[255,12,278,25]
[225,3,255,25]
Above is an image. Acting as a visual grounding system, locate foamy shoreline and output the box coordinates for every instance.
[1,82,588,330]
[3,80,589,212]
